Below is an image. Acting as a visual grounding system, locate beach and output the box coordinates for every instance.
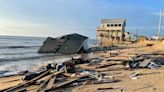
[0,40,164,92]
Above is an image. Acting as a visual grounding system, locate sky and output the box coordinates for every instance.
[0,0,163,38]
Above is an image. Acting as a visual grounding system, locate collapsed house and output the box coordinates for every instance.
[38,33,88,54]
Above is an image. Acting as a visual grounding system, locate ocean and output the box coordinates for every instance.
[0,36,79,76]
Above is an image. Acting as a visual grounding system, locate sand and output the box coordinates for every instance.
[72,41,164,92]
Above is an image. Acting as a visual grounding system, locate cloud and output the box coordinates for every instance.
[0,0,163,38]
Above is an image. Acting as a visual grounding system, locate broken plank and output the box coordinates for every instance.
[48,76,85,91]
[16,88,27,92]
[97,87,115,90]
[138,59,154,68]
[36,70,64,92]
[93,80,121,84]
[96,63,118,68]
[35,74,54,92]
[45,76,56,91]
[97,86,124,90]
[133,85,154,91]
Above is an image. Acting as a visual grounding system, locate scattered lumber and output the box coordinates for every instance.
[2,49,163,92]
[3,70,52,92]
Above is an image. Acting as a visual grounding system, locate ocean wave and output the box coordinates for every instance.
[0,46,40,49]
[0,54,56,62]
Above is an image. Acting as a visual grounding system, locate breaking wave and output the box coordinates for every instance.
[0,54,56,62]
[0,46,40,49]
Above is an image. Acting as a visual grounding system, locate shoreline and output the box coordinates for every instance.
[0,41,164,92]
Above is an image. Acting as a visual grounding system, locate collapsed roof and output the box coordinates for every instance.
[38,33,88,54]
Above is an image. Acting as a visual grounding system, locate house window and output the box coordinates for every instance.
[115,24,117,27]
[118,24,121,26]
[111,24,113,27]
[107,24,110,27]
[117,30,121,32]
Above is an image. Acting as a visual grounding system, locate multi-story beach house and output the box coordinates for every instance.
[96,19,126,47]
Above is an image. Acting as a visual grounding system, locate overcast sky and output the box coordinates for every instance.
[0,0,163,38]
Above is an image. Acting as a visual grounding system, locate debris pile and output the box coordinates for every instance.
[1,56,121,92]
[1,45,164,92]
[127,55,161,69]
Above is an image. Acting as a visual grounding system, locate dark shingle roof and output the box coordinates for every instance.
[38,33,88,54]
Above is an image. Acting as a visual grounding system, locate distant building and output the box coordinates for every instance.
[124,32,138,42]
[153,36,164,40]
[96,19,126,47]
[124,32,131,41]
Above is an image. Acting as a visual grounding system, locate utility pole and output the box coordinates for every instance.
[157,9,163,40]
[135,28,138,41]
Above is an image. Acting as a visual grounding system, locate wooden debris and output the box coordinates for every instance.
[133,85,154,91]
[48,76,85,91]
[2,47,163,92]
[3,70,52,92]
[45,77,56,91]
[35,74,54,92]
[97,86,124,91]
[92,80,121,84]
[35,70,64,92]
[64,61,76,73]
[16,88,27,92]
[146,44,154,46]
[139,59,154,68]
[96,63,118,68]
